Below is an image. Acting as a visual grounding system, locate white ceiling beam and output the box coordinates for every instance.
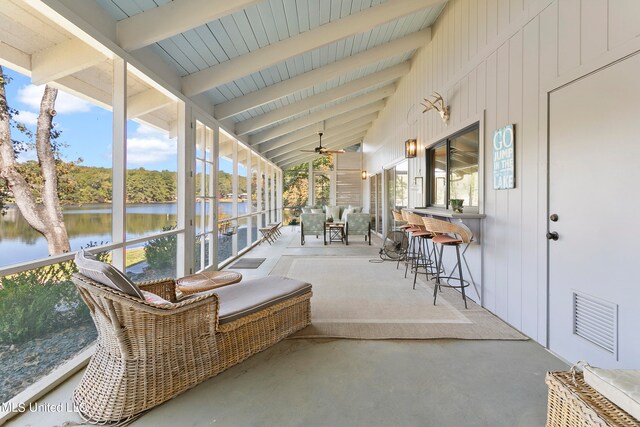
[270,127,371,163]
[182,0,442,96]
[278,139,364,169]
[31,38,106,85]
[127,88,174,119]
[257,102,385,151]
[235,62,410,135]
[51,76,112,110]
[214,29,430,120]
[117,0,263,51]
[0,42,31,76]
[249,85,395,145]
[265,115,378,158]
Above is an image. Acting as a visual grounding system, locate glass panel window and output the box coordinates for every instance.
[449,129,480,208]
[126,76,178,240]
[251,215,258,242]
[251,153,259,213]
[314,172,331,207]
[238,144,249,217]
[218,218,235,263]
[195,121,216,272]
[126,237,177,282]
[427,123,480,211]
[237,216,248,252]
[429,143,447,207]
[0,68,113,267]
[283,163,309,225]
[0,259,98,403]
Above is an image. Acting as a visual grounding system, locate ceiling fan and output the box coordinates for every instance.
[300,132,346,155]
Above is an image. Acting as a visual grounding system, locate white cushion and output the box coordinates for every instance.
[75,249,144,299]
[583,365,640,421]
[349,205,363,213]
[325,205,341,221]
[310,208,323,214]
[341,208,353,222]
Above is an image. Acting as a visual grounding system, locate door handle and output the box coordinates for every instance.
[546,231,559,241]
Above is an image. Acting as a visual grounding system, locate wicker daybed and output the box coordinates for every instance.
[71,272,312,424]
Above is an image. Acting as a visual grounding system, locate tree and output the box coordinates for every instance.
[0,66,70,255]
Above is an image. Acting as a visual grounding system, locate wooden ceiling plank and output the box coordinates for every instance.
[235,61,409,135]
[278,138,365,168]
[256,101,384,151]
[266,116,376,158]
[269,126,371,162]
[0,42,31,76]
[182,0,441,96]
[117,0,264,51]
[127,88,173,119]
[215,28,429,119]
[31,38,106,85]
[248,84,394,145]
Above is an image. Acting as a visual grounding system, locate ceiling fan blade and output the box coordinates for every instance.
[300,149,316,153]
[323,149,346,154]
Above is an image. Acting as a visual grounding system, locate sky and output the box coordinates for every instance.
[3,67,178,172]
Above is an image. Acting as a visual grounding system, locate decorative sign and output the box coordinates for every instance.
[493,124,515,189]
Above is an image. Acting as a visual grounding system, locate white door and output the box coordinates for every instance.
[548,52,640,368]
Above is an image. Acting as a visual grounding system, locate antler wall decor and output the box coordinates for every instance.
[421,92,449,124]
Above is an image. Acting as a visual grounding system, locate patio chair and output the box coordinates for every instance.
[71,250,312,423]
[344,212,371,245]
[300,212,326,245]
[422,217,475,309]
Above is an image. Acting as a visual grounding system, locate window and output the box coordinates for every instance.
[385,160,408,232]
[195,121,215,272]
[427,124,479,211]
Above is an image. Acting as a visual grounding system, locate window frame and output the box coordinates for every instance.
[425,122,480,211]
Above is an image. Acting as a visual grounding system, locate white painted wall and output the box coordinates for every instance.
[363,0,640,345]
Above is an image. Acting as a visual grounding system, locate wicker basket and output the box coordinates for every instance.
[71,273,312,424]
[545,371,640,426]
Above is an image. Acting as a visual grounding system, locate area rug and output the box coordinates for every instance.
[270,256,526,340]
[287,233,381,248]
[230,257,266,269]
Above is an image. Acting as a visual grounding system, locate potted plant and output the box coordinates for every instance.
[450,199,464,213]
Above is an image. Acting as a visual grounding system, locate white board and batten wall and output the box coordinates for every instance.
[362,0,640,366]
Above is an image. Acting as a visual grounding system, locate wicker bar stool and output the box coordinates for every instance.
[404,212,433,286]
[391,210,410,268]
[400,209,418,277]
[422,217,474,309]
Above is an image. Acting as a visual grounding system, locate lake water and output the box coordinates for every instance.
[0,202,248,268]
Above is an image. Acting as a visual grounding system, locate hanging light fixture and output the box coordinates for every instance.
[405,138,417,158]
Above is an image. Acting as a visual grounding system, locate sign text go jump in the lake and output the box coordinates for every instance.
[493,124,515,190]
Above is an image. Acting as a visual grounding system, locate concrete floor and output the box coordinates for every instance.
[6,227,568,427]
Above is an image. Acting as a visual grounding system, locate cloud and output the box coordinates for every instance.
[126,135,177,166]
[17,84,92,114]
[135,123,163,135]
[15,110,38,125]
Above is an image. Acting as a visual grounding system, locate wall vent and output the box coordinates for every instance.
[573,292,618,357]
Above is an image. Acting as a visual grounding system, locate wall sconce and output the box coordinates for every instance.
[361,170,367,180]
[405,139,417,158]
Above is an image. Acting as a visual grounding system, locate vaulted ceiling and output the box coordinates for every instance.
[1,0,446,169]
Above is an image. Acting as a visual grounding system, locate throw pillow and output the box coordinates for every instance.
[341,208,353,222]
[74,249,144,299]
[310,208,324,214]
[302,207,312,213]
[349,205,363,213]
[326,206,341,221]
